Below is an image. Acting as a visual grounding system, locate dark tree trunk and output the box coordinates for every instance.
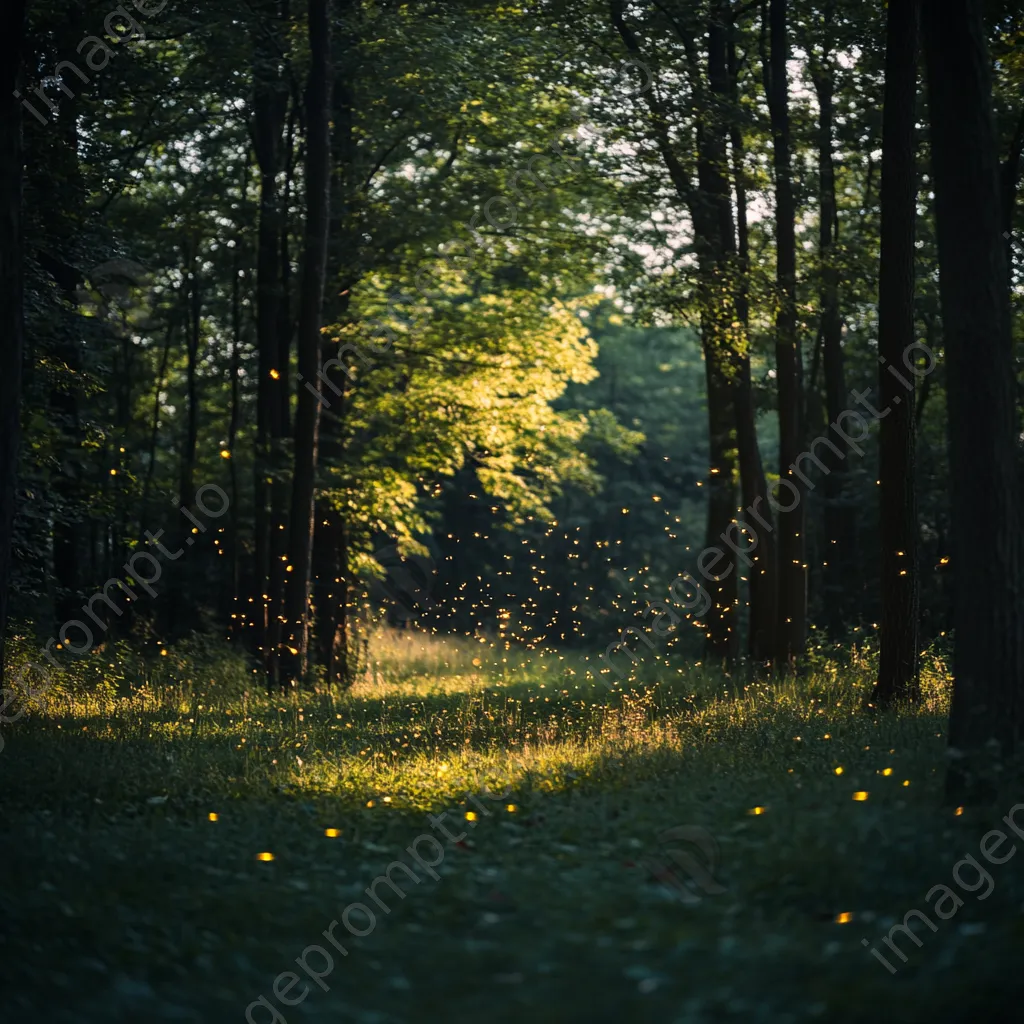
[310,13,359,689]
[141,314,175,513]
[728,22,777,665]
[811,20,858,636]
[922,0,1023,794]
[313,511,348,686]
[179,242,201,510]
[763,0,805,668]
[279,0,332,688]
[873,0,920,708]
[166,243,202,637]
[250,9,290,670]
[1001,105,1024,281]
[695,8,742,663]
[226,244,244,627]
[0,0,29,692]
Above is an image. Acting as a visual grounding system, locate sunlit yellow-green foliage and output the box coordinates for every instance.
[322,275,640,551]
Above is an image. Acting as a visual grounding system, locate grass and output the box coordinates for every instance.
[2,630,1023,1023]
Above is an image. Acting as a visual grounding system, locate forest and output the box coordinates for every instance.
[1,0,1023,1021]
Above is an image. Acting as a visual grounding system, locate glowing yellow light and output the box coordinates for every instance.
[834,766,844,775]
[939,556,950,565]
[853,791,869,801]
[269,369,281,379]
[835,912,853,924]
[220,450,231,459]
[465,811,478,821]
[747,806,765,816]
[208,812,218,822]
[160,649,168,656]
[506,804,517,813]
[325,828,341,838]
[110,468,117,476]
[366,800,375,808]
[881,768,893,776]
[902,780,910,787]
[955,806,963,816]
[256,852,275,862]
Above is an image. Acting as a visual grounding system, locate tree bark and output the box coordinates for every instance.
[922,0,1023,794]
[226,241,244,627]
[695,7,742,663]
[250,8,290,672]
[279,0,332,688]
[728,21,777,665]
[0,0,29,693]
[873,0,920,707]
[763,0,805,668]
[811,17,858,636]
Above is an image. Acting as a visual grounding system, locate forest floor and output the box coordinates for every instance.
[3,633,1024,1023]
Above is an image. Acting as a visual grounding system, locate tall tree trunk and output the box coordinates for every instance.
[265,99,299,676]
[0,0,29,693]
[873,0,920,707]
[179,241,201,510]
[811,16,857,636]
[311,13,359,689]
[167,243,202,637]
[1001,105,1024,282]
[922,0,1023,795]
[763,0,805,668]
[141,314,175,513]
[226,245,244,628]
[695,6,742,664]
[728,22,777,665]
[313,510,348,685]
[250,10,289,671]
[279,0,332,688]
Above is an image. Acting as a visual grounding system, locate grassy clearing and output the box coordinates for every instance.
[2,631,1022,1023]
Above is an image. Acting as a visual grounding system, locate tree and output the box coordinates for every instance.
[0,0,29,692]
[728,14,777,665]
[808,0,858,635]
[873,0,920,707]
[762,0,805,668]
[279,0,333,688]
[922,0,1023,793]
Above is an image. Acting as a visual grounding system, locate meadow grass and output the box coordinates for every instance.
[2,630,1022,1023]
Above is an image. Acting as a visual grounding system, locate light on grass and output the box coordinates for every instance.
[852,792,869,802]
[208,813,218,822]
[466,811,478,821]
[747,806,765,816]
[881,768,893,776]
[256,852,275,862]
[325,828,341,838]
[506,804,517,813]
[834,766,843,775]
[835,912,853,924]
[955,806,964,816]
